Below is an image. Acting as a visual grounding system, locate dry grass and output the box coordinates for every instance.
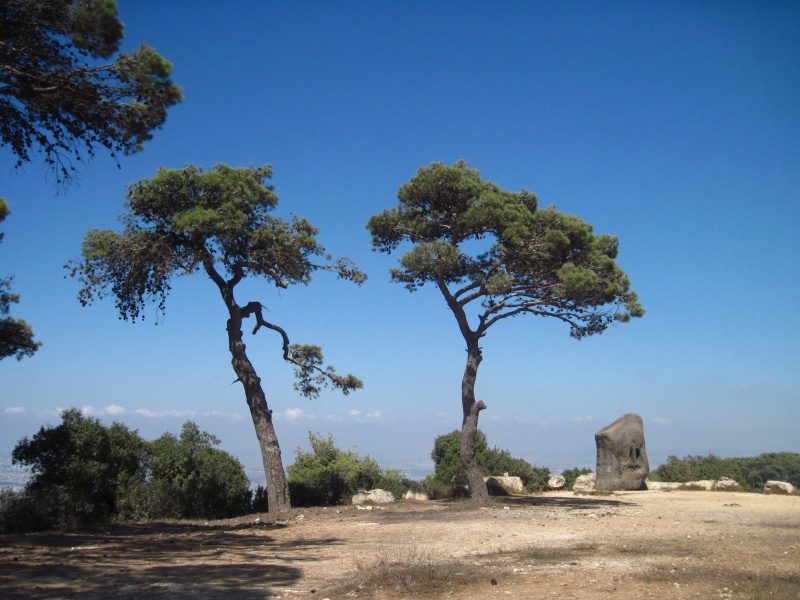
[326,545,494,597]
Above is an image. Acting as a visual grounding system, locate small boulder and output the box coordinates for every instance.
[450,474,470,497]
[682,480,715,491]
[573,472,596,493]
[403,490,430,501]
[714,477,743,492]
[646,480,682,491]
[764,480,796,495]
[352,489,395,505]
[485,475,524,495]
[547,475,567,490]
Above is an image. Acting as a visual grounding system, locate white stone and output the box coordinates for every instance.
[573,472,596,493]
[714,477,743,492]
[352,489,395,505]
[682,480,715,491]
[764,480,796,495]
[485,475,524,494]
[646,480,682,491]
[403,490,430,501]
[547,475,567,490]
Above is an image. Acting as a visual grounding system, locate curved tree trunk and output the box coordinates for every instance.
[226,310,291,513]
[461,340,489,501]
[207,261,291,514]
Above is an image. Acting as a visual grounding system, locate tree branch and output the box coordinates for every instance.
[243,301,363,398]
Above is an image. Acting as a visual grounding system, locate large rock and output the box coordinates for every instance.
[352,489,395,505]
[485,475,524,495]
[594,413,649,491]
[573,472,596,493]
[547,475,567,491]
[764,480,796,495]
[714,477,743,492]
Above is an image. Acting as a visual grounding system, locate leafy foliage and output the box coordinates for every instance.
[11,408,147,528]
[653,454,744,486]
[0,487,49,533]
[0,199,40,360]
[287,432,416,507]
[653,453,800,492]
[737,453,800,491]
[6,409,255,531]
[368,160,644,340]
[431,429,550,492]
[67,164,364,397]
[136,422,252,520]
[287,432,382,507]
[0,0,182,186]
[67,163,365,512]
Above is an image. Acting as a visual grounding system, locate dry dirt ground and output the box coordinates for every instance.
[1,490,798,599]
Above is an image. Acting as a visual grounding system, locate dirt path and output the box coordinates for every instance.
[1,490,798,598]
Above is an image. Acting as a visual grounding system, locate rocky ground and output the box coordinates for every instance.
[0,490,798,599]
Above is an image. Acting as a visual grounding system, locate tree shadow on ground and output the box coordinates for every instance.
[502,494,637,509]
[0,521,340,599]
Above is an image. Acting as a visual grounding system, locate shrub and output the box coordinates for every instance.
[431,429,550,493]
[6,410,254,531]
[287,432,416,507]
[653,454,744,487]
[251,485,269,513]
[376,468,420,499]
[419,475,451,500]
[738,453,800,491]
[0,488,48,534]
[145,422,252,520]
[653,452,800,492]
[11,408,148,529]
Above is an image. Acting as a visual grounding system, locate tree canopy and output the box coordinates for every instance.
[369,160,643,339]
[68,163,364,512]
[7,409,253,531]
[0,0,182,186]
[368,160,643,500]
[0,198,40,360]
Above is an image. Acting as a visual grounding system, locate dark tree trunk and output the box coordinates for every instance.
[461,339,489,501]
[206,262,291,513]
[226,311,291,513]
[437,276,490,502]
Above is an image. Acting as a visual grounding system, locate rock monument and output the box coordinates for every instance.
[594,413,649,491]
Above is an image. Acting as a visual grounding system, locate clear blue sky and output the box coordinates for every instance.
[2,1,799,484]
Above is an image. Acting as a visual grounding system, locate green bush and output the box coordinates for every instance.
[431,430,550,493]
[6,409,255,531]
[376,468,420,499]
[251,485,269,513]
[738,453,800,491]
[145,422,252,520]
[0,488,48,534]
[287,432,416,507]
[653,454,741,484]
[653,452,800,492]
[418,474,451,500]
[11,408,148,529]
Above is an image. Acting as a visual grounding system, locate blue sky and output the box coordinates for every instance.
[2,1,798,484]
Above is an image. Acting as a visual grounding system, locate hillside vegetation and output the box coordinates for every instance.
[651,452,800,491]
